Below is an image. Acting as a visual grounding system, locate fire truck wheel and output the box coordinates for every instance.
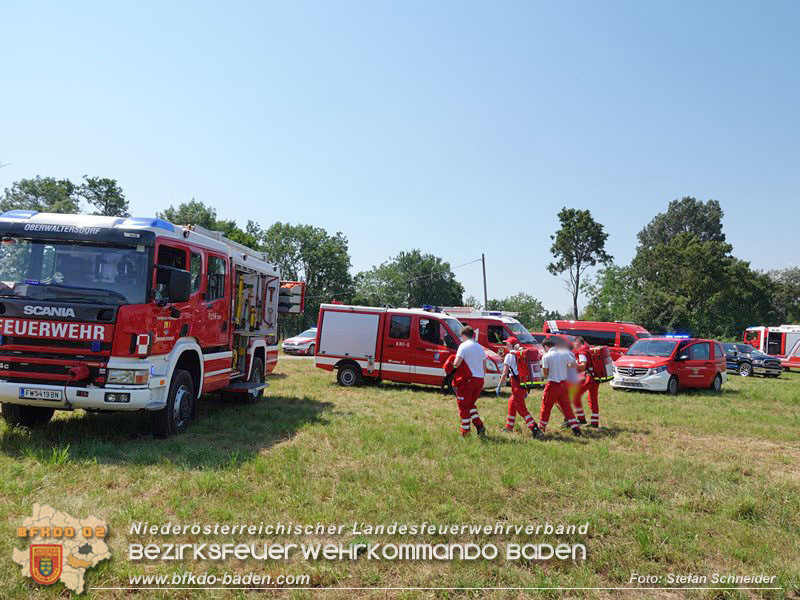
[337,363,361,387]
[711,374,722,393]
[667,376,679,395]
[738,362,752,377]
[1,404,54,428]
[153,369,195,437]
[243,357,265,404]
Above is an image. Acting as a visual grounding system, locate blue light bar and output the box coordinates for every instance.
[121,217,176,232]
[663,334,690,338]
[0,210,38,219]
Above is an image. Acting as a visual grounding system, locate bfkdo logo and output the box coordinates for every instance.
[30,544,62,585]
[13,504,111,594]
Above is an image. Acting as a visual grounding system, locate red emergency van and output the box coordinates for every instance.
[542,319,651,359]
[743,325,800,370]
[314,304,502,390]
[611,336,727,394]
[440,307,542,357]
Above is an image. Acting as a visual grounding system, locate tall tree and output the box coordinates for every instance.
[582,264,636,323]
[637,196,725,249]
[486,292,546,330]
[262,223,353,333]
[353,250,464,308]
[158,199,219,229]
[768,267,800,323]
[0,176,79,214]
[547,208,612,318]
[78,176,129,216]
[629,233,776,337]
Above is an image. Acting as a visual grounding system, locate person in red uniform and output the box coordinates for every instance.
[450,325,487,437]
[496,337,544,439]
[572,336,600,427]
[539,338,582,436]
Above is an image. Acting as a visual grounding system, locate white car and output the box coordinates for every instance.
[281,328,317,355]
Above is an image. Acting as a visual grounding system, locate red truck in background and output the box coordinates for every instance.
[542,319,651,359]
[0,210,304,436]
[314,304,502,390]
[743,325,800,370]
[440,307,543,357]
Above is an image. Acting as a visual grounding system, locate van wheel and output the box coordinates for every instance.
[737,363,752,377]
[1,404,54,428]
[337,364,361,387]
[711,374,722,392]
[667,376,679,395]
[152,369,195,437]
[307,344,316,356]
[243,358,265,404]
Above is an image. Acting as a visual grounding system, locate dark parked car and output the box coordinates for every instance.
[723,343,782,378]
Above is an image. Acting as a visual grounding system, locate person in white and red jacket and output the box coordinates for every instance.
[449,326,487,437]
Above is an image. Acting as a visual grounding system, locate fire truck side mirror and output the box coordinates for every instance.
[155,265,192,304]
[167,269,192,303]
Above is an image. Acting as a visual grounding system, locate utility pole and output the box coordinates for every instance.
[482,253,488,309]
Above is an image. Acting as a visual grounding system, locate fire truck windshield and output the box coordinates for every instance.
[507,322,535,344]
[442,317,463,337]
[0,237,149,305]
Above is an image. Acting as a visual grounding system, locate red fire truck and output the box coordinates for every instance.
[0,210,304,435]
[440,307,543,357]
[314,304,502,390]
[743,325,800,370]
[542,319,651,359]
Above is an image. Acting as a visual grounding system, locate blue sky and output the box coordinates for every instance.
[1,0,798,313]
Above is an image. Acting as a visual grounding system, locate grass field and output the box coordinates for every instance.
[0,358,798,599]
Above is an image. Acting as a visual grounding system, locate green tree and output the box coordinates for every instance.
[547,208,612,319]
[629,233,776,337]
[158,199,219,229]
[157,200,263,249]
[262,223,353,333]
[463,295,482,309]
[486,292,546,330]
[582,264,636,322]
[0,176,79,213]
[768,267,800,323]
[637,196,725,249]
[78,176,129,216]
[353,250,464,308]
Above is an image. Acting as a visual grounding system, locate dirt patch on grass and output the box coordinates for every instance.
[617,428,800,483]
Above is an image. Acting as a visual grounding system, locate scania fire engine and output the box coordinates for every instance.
[0,210,304,435]
[743,325,800,370]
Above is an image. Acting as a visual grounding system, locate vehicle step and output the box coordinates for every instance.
[220,382,268,397]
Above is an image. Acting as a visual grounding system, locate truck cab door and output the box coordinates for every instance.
[676,342,713,388]
[487,325,508,357]
[414,317,454,385]
[767,332,783,356]
[381,314,414,383]
[205,253,231,348]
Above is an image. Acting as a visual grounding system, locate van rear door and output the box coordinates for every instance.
[317,309,381,365]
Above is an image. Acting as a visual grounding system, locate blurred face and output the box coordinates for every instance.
[505,340,514,352]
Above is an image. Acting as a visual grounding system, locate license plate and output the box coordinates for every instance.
[622,378,642,387]
[19,388,63,401]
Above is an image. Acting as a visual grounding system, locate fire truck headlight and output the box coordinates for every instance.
[107,369,150,385]
[649,365,668,375]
